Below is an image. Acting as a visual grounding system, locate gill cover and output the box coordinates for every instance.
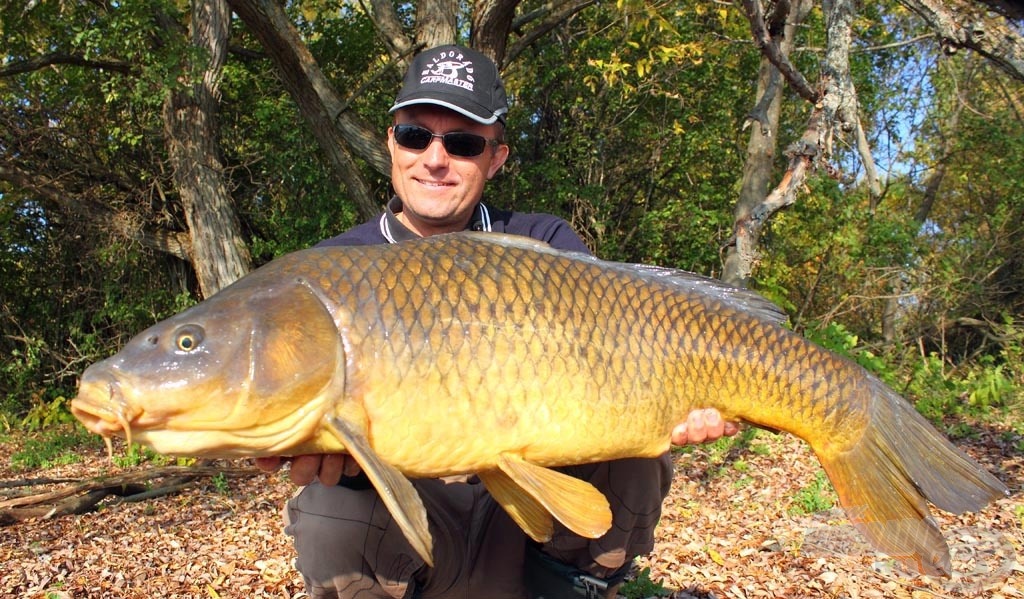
[236,277,350,455]
[247,279,343,403]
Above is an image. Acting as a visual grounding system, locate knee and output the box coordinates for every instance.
[285,482,387,552]
[284,482,422,597]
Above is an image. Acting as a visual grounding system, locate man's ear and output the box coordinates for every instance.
[487,143,510,179]
[386,126,397,155]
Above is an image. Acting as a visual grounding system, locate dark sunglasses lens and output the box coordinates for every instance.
[393,125,489,157]
[394,125,432,150]
[442,133,487,157]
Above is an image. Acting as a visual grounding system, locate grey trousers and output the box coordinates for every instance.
[283,456,673,599]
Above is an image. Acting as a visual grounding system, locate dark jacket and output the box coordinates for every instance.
[317,197,591,255]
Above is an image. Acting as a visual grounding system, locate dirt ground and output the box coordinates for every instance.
[2,426,1021,598]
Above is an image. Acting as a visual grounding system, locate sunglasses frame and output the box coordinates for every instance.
[392,124,500,158]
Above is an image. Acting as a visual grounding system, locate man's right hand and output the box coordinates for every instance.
[254,454,361,486]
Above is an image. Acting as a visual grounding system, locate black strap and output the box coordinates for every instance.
[523,545,629,599]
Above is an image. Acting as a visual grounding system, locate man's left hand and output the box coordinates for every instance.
[671,408,740,445]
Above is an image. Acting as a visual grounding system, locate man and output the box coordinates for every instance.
[257,44,736,599]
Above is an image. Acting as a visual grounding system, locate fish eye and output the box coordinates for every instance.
[174,325,205,353]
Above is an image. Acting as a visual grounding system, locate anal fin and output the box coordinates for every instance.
[478,469,554,542]
[326,417,434,567]
[496,453,612,539]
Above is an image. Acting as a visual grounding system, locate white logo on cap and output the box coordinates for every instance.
[420,50,475,91]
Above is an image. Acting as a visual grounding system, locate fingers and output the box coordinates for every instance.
[342,455,362,477]
[257,454,360,486]
[316,454,349,486]
[671,408,739,446]
[281,455,313,485]
[254,456,283,472]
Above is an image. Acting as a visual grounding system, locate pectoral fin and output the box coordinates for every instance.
[478,469,554,542]
[496,454,612,539]
[326,417,434,567]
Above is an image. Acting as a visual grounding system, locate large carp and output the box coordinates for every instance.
[72,232,1008,576]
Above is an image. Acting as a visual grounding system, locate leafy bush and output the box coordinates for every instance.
[804,319,1023,428]
[9,426,96,471]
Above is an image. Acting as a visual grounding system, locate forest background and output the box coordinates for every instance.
[1,0,1022,446]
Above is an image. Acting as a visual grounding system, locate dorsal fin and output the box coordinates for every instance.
[449,232,788,327]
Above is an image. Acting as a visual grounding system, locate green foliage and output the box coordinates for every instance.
[909,342,1022,427]
[801,318,1022,429]
[788,471,836,516]
[499,0,756,270]
[804,322,896,385]
[211,472,231,495]
[620,567,670,599]
[111,443,169,468]
[19,395,75,432]
[1,236,193,423]
[9,426,95,471]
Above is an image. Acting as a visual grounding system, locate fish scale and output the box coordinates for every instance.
[72,231,1009,576]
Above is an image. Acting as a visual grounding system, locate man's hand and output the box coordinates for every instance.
[671,408,739,445]
[254,454,361,486]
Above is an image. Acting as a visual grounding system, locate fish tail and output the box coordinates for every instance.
[815,377,1008,577]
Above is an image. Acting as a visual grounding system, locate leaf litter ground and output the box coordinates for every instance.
[1,425,1021,598]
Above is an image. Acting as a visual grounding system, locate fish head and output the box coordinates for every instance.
[71,276,349,457]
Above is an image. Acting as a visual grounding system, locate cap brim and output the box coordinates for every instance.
[389,95,505,125]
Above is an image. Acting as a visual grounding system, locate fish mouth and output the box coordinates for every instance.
[70,379,141,456]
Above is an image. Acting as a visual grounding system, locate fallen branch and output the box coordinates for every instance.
[0,465,262,525]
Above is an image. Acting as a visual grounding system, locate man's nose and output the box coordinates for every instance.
[421,136,451,164]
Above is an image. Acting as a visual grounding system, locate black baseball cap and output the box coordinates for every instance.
[390,45,508,125]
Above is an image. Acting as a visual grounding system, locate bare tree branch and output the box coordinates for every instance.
[0,53,135,77]
[972,0,1024,21]
[744,66,782,135]
[899,0,1024,82]
[724,0,812,287]
[729,108,826,285]
[855,116,883,206]
[739,0,820,102]
[0,465,260,525]
[505,0,597,66]
[0,164,192,259]
[227,0,385,221]
[361,0,416,66]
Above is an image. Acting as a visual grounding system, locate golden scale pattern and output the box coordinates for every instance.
[274,234,869,459]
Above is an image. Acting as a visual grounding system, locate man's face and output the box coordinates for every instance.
[388,105,509,237]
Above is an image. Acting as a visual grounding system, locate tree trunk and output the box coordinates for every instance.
[414,0,459,50]
[471,0,518,63]
[227,0,387,223]
[163,0,251,297]
[723,0,812,287]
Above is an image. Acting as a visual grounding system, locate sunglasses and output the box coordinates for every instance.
[392,124,499,158]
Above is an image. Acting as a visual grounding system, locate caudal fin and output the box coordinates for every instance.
[817,378,1008,577]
